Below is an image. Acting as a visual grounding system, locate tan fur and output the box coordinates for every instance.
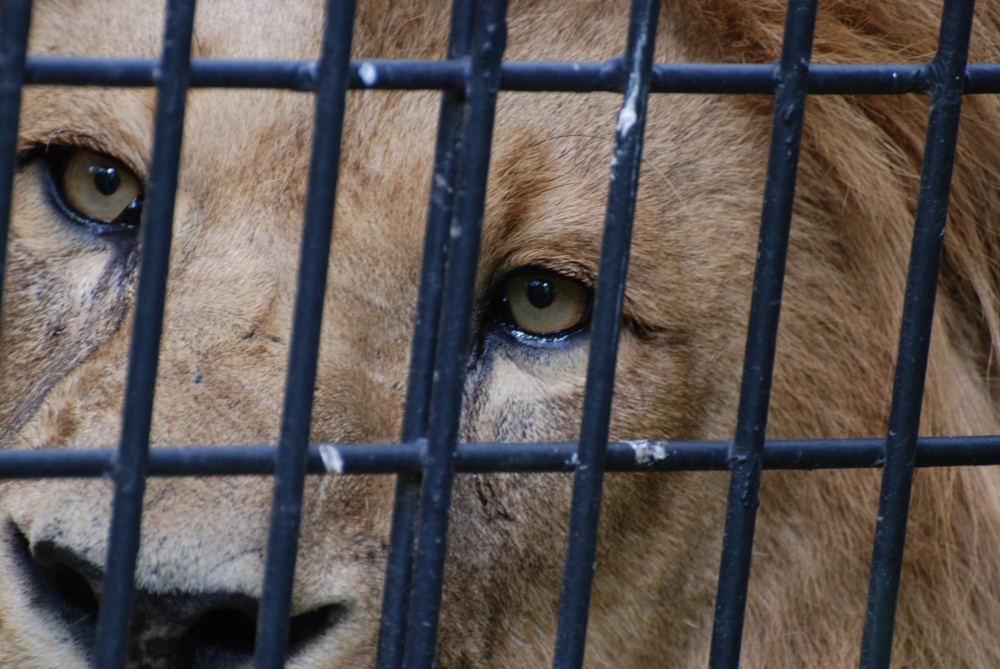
[2,0,1000,666]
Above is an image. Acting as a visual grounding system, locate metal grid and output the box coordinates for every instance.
[0,0,996,667]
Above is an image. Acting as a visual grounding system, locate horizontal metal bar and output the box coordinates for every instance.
[1,436,999,478]
[23,57,1000,95]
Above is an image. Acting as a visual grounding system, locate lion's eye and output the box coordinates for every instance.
[496,270,592,339]
[46,149,143,233]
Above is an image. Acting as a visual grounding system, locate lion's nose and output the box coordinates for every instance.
[16,528,343,668]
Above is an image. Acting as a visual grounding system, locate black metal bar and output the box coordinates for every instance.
[374,469,421,669]
[963,64,1000,93]
[5,436,1000,478]
[0,0,33,330]
[27,55,1000,96]
[858,1,976,667]
[398,2,508,667]
[32,57,1000,95]
[91,1,197,667]
[375,1,475,666]
[551,1,660,668]
[252,1,357,667]
[708,0,817,667]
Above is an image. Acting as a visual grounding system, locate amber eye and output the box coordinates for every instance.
[46,149,143,232]
[497,269,592,338]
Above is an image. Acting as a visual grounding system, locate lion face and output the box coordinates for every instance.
[0,2,763,666]
[5,0,1000,667]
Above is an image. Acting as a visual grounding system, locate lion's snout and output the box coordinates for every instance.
[5,505,359,668]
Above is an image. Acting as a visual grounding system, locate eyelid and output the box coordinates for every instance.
[20,132,147,180]
[491,260,595,293]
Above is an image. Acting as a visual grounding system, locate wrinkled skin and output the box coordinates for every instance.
[3,0,1000,667]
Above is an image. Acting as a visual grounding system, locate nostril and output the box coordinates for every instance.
[187,608,258,668]
[186,603,345,667]
[10,525,101,650]
[40,557,100,619]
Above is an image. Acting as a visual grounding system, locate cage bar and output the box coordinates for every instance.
[4,436,1000,479]
[251,1,358,667]
[375,1,476,667]
[0,0,33,322]
[707,0,818,667]
[551,1,661,667]
[91,1,198,667]
[21,57,1000,96]
[398,2,510,667]
[858,1,977,667]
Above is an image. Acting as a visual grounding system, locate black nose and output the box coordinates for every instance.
[13,527,342,668]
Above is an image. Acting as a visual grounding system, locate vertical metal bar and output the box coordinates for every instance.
[252,0,357,667]
[0,0,33,322]
[375,2,475,667]
[550,1,660,668]
[399,2,508,667]
[707,1,817,667]
[92,1,197,667]
[858,1,975,667]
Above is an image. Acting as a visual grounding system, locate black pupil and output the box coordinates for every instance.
[526,279,556,309]
[90,166,120,196]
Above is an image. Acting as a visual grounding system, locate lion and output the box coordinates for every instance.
[3,0,1000,666]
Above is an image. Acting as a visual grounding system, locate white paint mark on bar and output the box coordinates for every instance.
[615,29,648,136]
[629,440,668,465]
[358,61,379,87]
[319,444,345,474]
[616,89,638,135]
